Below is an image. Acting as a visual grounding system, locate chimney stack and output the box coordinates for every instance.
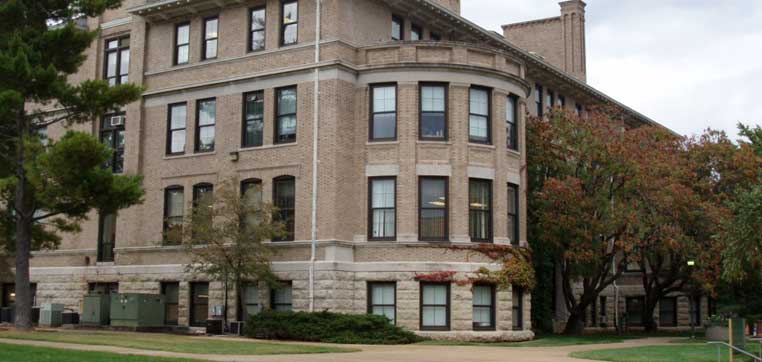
[559,0,587,81]
[431,0,461,14]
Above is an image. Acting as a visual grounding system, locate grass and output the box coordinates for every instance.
[0,330,357,355]
[419,333,643,347]
[0,343,207,362]
[571,343,760,362]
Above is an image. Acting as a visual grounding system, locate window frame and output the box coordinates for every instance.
[195,98,217,153]
[189,281,209,327]
[512,286,524,330]
[280,0,299,46]
[161,281,180,326]
[96,212,116,263]
[507,183,520,246]
[369,83,398,142]
[419,282,451,331]
[625,296,645,326]
[468,86,492,144]
[367,281,397,325]
[272,175,296,241]
[166,102,188,156]
[275,86,298,144]
[391,14,404,40]
[242,90,265,148]
[367,177,397,241]
[240,282,261,320]
[472,283,496,331]
[535,84,543,117]
[103,36,130,85]
[100,112,126,173]
[271,281,293,311]
[418,176,449,242]
[506,95,518,151]
[174,22,191,65]
[163,185,185,245]
[410,23,422,41]
[659,297,678,327]
[468,178,493,243]
[201,16,219,61]
[248,6,266,52]
[419,82,448,141]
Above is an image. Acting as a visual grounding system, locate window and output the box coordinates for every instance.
[241,283,261,320]
[420,83,447,140]
[370,84,397,141]
[507,183,519,246]
[411,24,422,41]
[271,282,293,311]
[280,0,298,46]
[506,95,518,150]
[558,95,566,108]
[391,15,403,40]
[626,296,644,326]
[37,127,48,146]
[273,176,295,241]
[174,22,190,65]
[368,177,396,240]
[708,297,718,317]
[193,183,214,208]
[100,113,126,173]
[690,296,701,326]
[575,103,584,116]
[190,282,209,327]
[2,284,14,307]
[546,89,555,109]
[469,179,492,242]
[163,186,184,245]
[473,284,495,330]
[469,87,490,143]
[88,282,118,295]
[430,32,441,41]
[104,37,129,85]
[275,87,297,144]
[599,296,608,323]
[512,286,524,330]
[590,297,597,326]
[368,282,396,324]
[167,103,187,155]
[241,179,263,206]
[249,7,266,51]
[202,17,219,60]
[659,297,677,327]
[195,98,216,152]
[535,84,543,117]
[419,177,448,241]
[420,282,450,330]
[242,91,265,147]
[97,213,116,262]
[161,282,179,326]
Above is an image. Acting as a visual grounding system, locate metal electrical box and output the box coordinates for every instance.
[81,293,111,326]
[110,293,165,328]
[39,303,64,327]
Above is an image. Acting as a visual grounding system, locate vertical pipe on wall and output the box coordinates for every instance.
[309,0,322,313]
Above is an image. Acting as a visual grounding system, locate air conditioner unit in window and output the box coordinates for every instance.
[110,115,125,127]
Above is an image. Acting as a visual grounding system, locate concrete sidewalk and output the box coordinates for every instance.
[0,336,677,362]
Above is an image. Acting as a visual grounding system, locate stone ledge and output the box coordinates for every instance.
[417,330,535,342]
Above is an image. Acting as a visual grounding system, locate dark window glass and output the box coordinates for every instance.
[368,282,396,324]
[559,95,566,108]
[100,113,126,173]
[690,297,701,326]
[241,283,261,320]
[419,177,447,241]
[273,176,295,241]
[575,103,584,116]
[600,296,608,321]
[88,282,118,295]
[250,7,266,51]
[469,87,490,143]
[190,282,209,327]
[411,24,422,41]
[193,183,214,208]
[370,84,397,141]
[97,213,116,262]
[626,296,645,326]
[281,1,298,45]
[276,87,297,144]
[195,98,216,152]
[391,15,403,40]
[469,179,492,242]
[167,103,187,155]
[271,282,293,311]
[420,84,446,140]
[369,177,396,240]
[659,297,677,327]
[507,183,519,245]
[202,17,218,60]
[473,284,495,330]
[590,297,597,326]
[708,297,718,317]
[243,91,264,147]
[535,84,543,117]
[2,284,14,307]
[163,186,184,245]
[420,282,449,330]
[546,89,555,109]
[512,287,524,330]
[175,23,190,65]
[161,282,179,325]
[506,96,518,151]
[104,37,129,85]
[430,32,441,41]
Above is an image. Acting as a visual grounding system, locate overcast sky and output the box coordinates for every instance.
[462,0,762,139]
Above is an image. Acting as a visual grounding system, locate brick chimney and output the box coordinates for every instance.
[431,0,461,14]
[559,0,586,81]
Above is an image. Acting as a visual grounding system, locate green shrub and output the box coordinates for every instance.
[246,310,422,344]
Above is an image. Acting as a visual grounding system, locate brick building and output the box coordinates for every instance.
[1,0,703,339]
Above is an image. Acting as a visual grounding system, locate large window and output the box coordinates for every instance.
[104,37,129,85]
[161,282,179,326]
[242,91,264,148]
[626,296,645,326]
[100,113,126,173]
[271,283,293,311]
[420,282,450,330]
[506,95,518,151]
[273,176,295,241]
[391,15,403,40]
[249,7,266,51]
[97,213,116,262]
[507,183,519,245]
[419,177,448,241]
[368,177,396,241]
[195,98,216,153]
[469,87,491,144]
[469,179,492,242]
[512,287,524,330]
[190,282,209,327]
[280,0,298,46]
[370,84,397,141]
[275,87,297,144]
[473,284,495,330]
[368,282,396,324]
[163,186,184,245]
[420,83,447,140]
[167,103,187,155]
[535,84,543,117]
[241,283,261,320]
[202,16,219,60]
[174,22,190,65]
[411,24,422,41]
[659,297,677,327]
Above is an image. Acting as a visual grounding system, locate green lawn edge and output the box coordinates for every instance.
[0,342,209,362]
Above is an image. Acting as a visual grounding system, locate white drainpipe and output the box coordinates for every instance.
[308,0,321,313]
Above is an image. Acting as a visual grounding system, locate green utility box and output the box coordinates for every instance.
[81,293,111,326]
[110,293,165,328]
[730,318,746,349]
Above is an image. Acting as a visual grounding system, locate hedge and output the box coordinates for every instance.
[246,310,422,344]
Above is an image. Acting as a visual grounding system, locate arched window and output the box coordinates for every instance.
[272,176,295,241]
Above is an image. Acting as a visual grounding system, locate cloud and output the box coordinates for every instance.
[462,0,762,138]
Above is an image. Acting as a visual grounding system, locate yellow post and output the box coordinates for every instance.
[729,319,734,362]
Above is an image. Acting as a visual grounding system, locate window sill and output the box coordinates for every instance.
[366,141,399,146]
[468,143,496,150]
[506,148,521,157]
[417,140,451,146]
[95,262,115,266]
[239,142,298,152]
[163,152,216,160]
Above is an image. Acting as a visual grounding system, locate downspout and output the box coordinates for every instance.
[308,0,321,313]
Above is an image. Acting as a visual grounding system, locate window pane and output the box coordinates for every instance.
[421,113,445,139]
[252,9,266,30]
[372,113,396,139]
[392,17,402,40]
[283,24,297,45]
[198,126,215,151]
[420,209,445,239]
[168,189,184,218]
[469,181,489,211]
[107,40,118,49]
[473,285,492,305]
[278,88,297,115]
[244,93,264,147]
[372,306,395,323]
[251,31,265,50]
[421,179,446,208]
[422,86,445,112]
[373,86,396,113]
[474,306,491,326]
[107,52,117,77]
[411,26,421,41]
[199,100,216,126]
[171,105,187,129]
[205,19,218,39]
[423,284,446,304]
[275,179,295,209]
[469,115,488,141]
[422,306,446,326]
[371,179,395,208]
[372,209,395,238]
[283,2,298,23]
[470,88,488,116]
[205,39,217,59]
[177,44,189,64]
[120,49,130,76]
[278,115,297,140]
[177,25,189,44]
[171,130,186,153]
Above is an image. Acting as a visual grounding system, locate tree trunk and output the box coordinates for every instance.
[563,309,586,335]
[641,296,659,332]
[14,108,33,331]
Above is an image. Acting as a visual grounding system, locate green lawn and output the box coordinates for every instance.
[0,330,356,355]
[0,343,207,362]
[571,344,759,362]
[420,333,643,347]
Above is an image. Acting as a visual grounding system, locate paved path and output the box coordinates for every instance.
[0,336,677,362]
